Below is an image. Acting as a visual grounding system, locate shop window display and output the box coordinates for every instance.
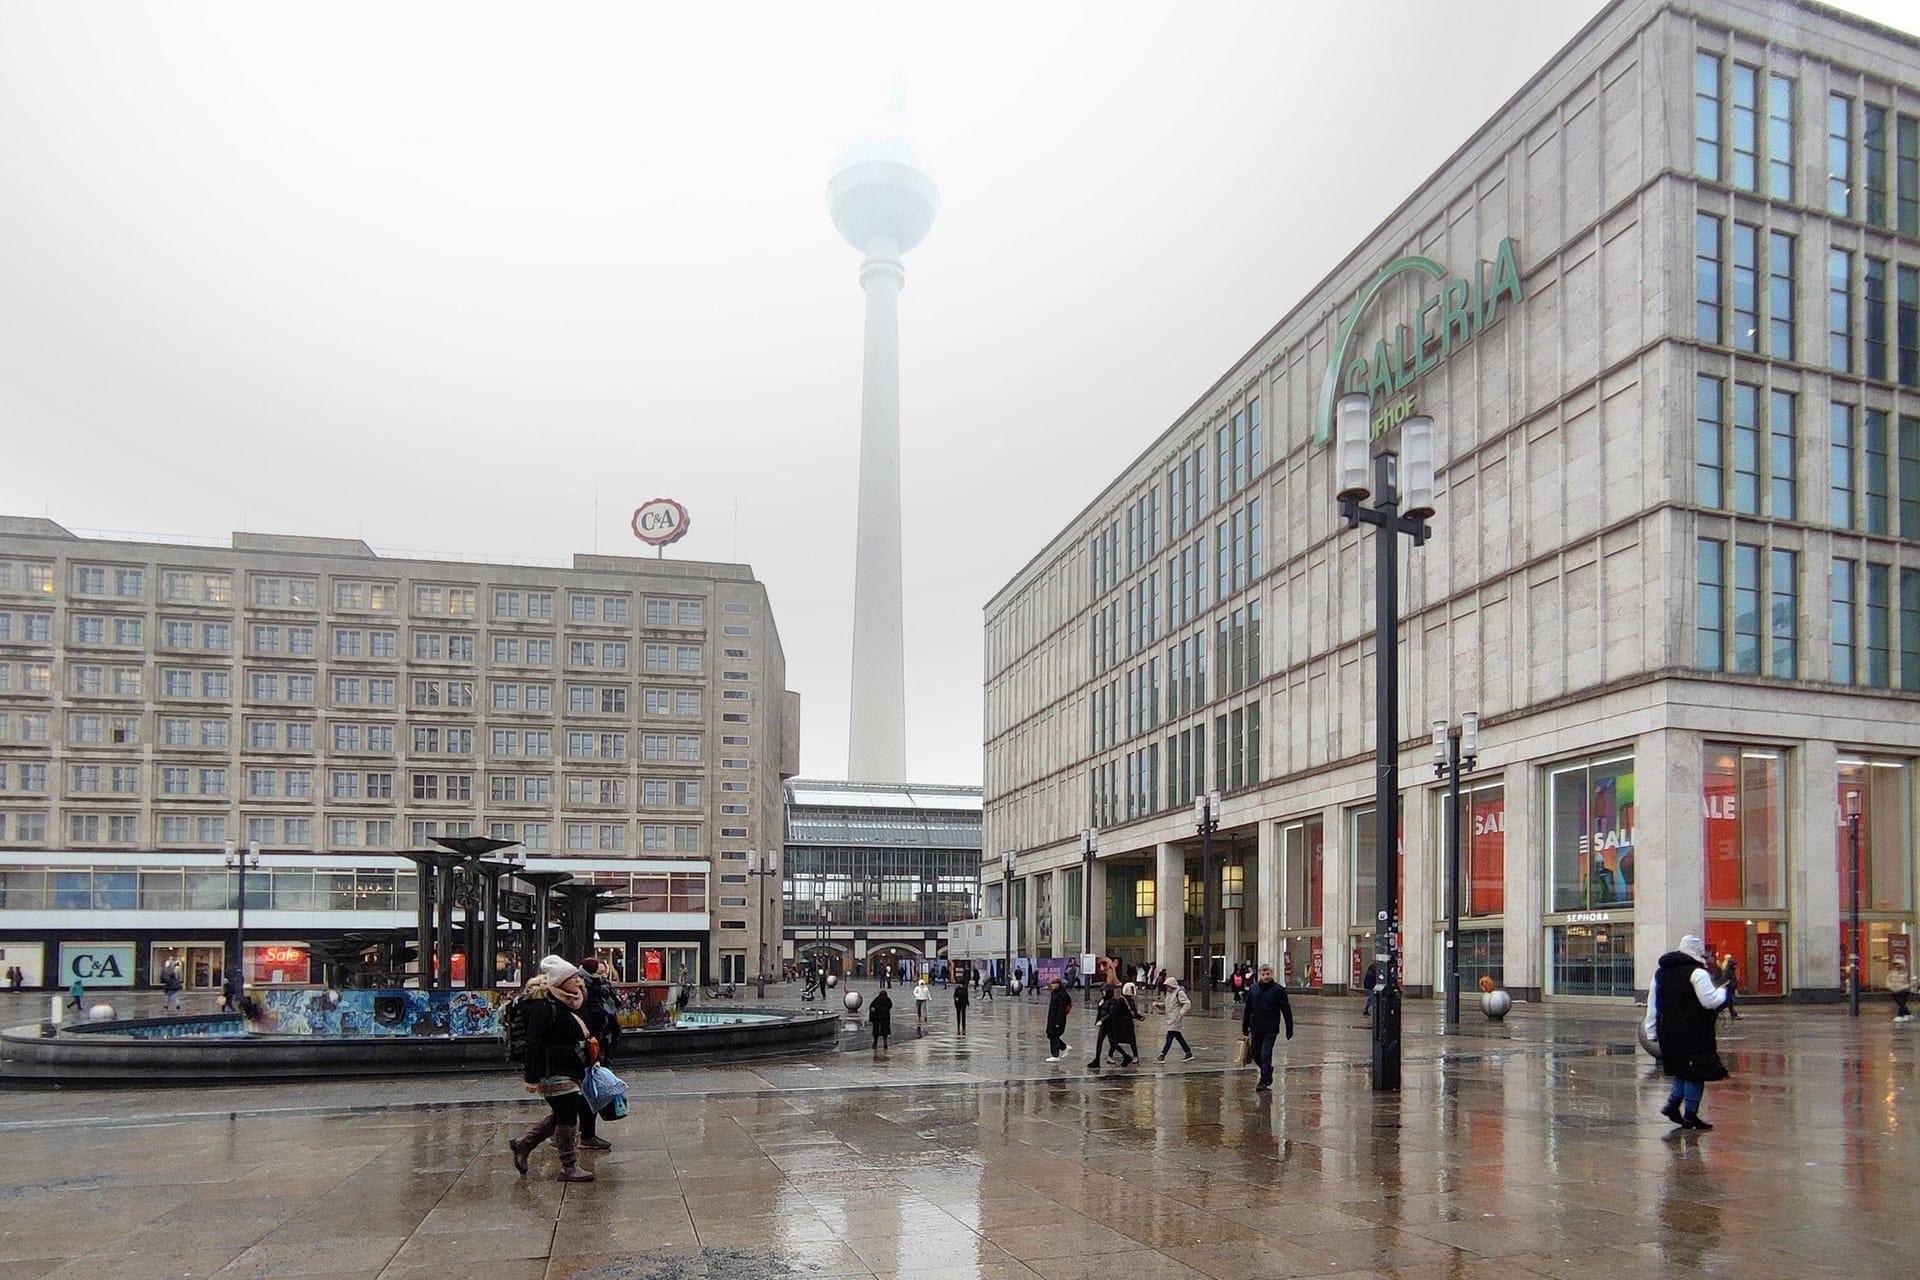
[1549,754,1636,912]
[1703,746,1789,996]
[1437,781,1505,919]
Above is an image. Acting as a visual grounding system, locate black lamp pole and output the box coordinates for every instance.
[1080,828,1096,990]
[1001,851,1016,992]
[224,840,260,993]
[1336,395,1435,1094]
[1195,792,1220,1012]
[1847,792,1863,1017]
[1432,715,1479,1027]
[748,849,779,999]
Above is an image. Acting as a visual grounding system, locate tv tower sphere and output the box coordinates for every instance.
[828,132,938,785]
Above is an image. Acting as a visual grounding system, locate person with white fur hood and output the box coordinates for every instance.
[1644,934,1731,1131]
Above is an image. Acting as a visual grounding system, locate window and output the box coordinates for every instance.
[1901,113,1920,235]
[526,638,551,665]
[1866,562,1892,688]
[601,688,626,714]
[677,601,701,627]
[74,566,106,595]
[1836,757,1914,917]
[252,625,281,653]
[645,644,669,670]
[1731,222,1759,353]
[674,735,700,761]
[1865,409,1891,535]
[674,780,700,806]
[1867,105,1890,222]
[369,630,396,658]
[1866,256,1889,380]
[1767,231,1794,359]
[113,618,142,646]
[645,599,671,625]
[601,642,626,668]
[494,590,522,618]
[569,595,595,622]
[334,629,363,658]
[1903,569,1920,693]
[1900,265,1919,388]
[569,641,596,668]
[1548,754,1636,912]
[1695,215,1721,344]
[675,691,700,717]
[114,568,144,597]
[1830,248,1853,372]
[1766,74,1793,202]
[525,684,551,711]
[1829,94,1853,216]
[1833,557,1857,683]
[603,597,628,623]
[1694,52,1721,178]
[1836,405,1860,528]
[1730,63,1759,191]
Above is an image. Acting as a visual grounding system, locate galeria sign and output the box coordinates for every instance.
[1313,238,1524,446]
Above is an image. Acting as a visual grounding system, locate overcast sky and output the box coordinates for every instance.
[2,1,1912,785]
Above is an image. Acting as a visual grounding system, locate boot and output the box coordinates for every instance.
[580,1129,613,1151]
[509,1116,556,1176]
[553,1125,596,1182]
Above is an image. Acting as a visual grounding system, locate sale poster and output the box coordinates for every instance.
[1756,933,1784,996]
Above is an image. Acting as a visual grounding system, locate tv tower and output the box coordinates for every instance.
[827,119,938,784]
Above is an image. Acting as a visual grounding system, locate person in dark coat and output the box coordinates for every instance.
[1107,983,1143,1066]
[1044,978,1073,1061]
[576,959,620,1151]
[508,955,598,1182]
[1240,963,1294,1093]
[1087,985,1121,1070]
[869,988,893,1051]
[952,979,969,1033]
[1645,934,1730,1130]
[1719,954,1741,1019]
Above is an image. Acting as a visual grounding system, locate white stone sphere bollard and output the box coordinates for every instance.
[843,990,864,1013]
[1480,989,1513,1021]
[1008,979,1023,996]
[824,973,838,989]
[87,1003,116,1022]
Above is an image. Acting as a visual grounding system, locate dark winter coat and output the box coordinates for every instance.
[522,996,593,1087]
[1105,995,1142,1050]
[1653,951,1729,1083]
[869,991,893,1037]
[953,985,969,1011]
[1045,987,1073,1037]
[1241,979,1295,1039]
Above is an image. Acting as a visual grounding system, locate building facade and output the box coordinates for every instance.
[983,0,1920,1003]
[0,518,799,989]
[782,779,981,978]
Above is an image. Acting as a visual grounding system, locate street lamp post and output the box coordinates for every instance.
[1001,850,1017,993]
[748,849,780,999]
[1335,391,1436,1094]
[1195,792,1221,1011]
[223,840,261,995]
[1846,788,1863,1017]
[1432,713,1480,1027]
[1080,828,1097,991]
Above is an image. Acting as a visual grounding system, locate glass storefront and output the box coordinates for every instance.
[1435,781,1506,918]
[151,943,224,990]
[1548,754,1636,912]
[1549,923,1636,996]
[1277,817,1323,988]
[1703,745,1789,994]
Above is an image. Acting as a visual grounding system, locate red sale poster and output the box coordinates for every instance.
[1756,933,1784,996]
[1309,939,1324,987]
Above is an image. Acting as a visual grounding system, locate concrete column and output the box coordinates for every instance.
[1794,739,1842,994]
[1504,760,1542,1001]
[1324,804,1349,992]
[1154,841,1184,976]
[1049,867,1069,959]
[1402,772,1435,997]
[1257,820,1280,971]
[846,240,908,784]
[1087,857,1108,959]
[1636,727,1703,993]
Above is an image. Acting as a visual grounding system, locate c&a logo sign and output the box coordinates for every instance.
[58,943,136,987]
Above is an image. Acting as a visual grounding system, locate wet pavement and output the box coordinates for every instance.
[0,986,1914,1278]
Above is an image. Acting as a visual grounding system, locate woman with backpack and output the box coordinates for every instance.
[508,955,600,1182]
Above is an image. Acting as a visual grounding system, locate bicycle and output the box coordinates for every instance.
[703,982,737,999]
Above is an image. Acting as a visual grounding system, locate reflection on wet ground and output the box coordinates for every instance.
[0,990,1913,1278]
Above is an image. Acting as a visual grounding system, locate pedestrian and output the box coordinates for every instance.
[1043,977,1073,1062]
[913,976,930,1030]
[1720,954,1741,1019]
[68,974,85,1013]
[1089,984,1135,1069]
[1361,961,1381,1017]
[982,968,993,1003]
[508,955,598,1182]
[1110,982,1143,1065]
[1157,977,1194,1062]
[576,959,620,1152]
[1888,959,1912,1022]
[869,987,893,1051]
[1646,934,1731,1131]
[1230,967,1245,1004]
[219,970,239,1012]
[1240,963,1294,1093]
[953,978,969,1033]
[162,961,183,1013]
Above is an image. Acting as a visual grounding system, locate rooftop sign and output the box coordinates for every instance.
[1312,238,1524,446]
[631,498,690,549]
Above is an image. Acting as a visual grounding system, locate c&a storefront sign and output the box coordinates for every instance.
[1313,238,1524,446]
[58,943,136,988]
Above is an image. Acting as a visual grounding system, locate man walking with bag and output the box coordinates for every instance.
[1240,963,1294,1093]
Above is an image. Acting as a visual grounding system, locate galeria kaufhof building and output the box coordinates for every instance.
[983,0,1920,1003]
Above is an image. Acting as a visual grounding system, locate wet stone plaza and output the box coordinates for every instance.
[0,989,1914,1279]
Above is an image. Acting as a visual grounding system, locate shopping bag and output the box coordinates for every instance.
[1232,1036,1251,1067]
[580,1063,628,1114]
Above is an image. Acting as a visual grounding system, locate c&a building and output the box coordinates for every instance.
[983,0,1920,1003]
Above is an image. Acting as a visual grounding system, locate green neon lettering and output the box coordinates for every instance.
[1441,277,1471,354]
[1414,296,1442,377]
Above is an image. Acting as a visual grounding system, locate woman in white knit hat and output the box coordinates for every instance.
[508,955,599,1181]
[1644,934,1731,1131]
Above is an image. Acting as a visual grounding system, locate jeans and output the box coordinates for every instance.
[1666,1078,1706,1114]
[1160,1030,1191,1057]
[1251,1031,1279,1086]
[1362,993,1375,1017]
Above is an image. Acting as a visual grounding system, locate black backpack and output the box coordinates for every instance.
[502,993,535,1062]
